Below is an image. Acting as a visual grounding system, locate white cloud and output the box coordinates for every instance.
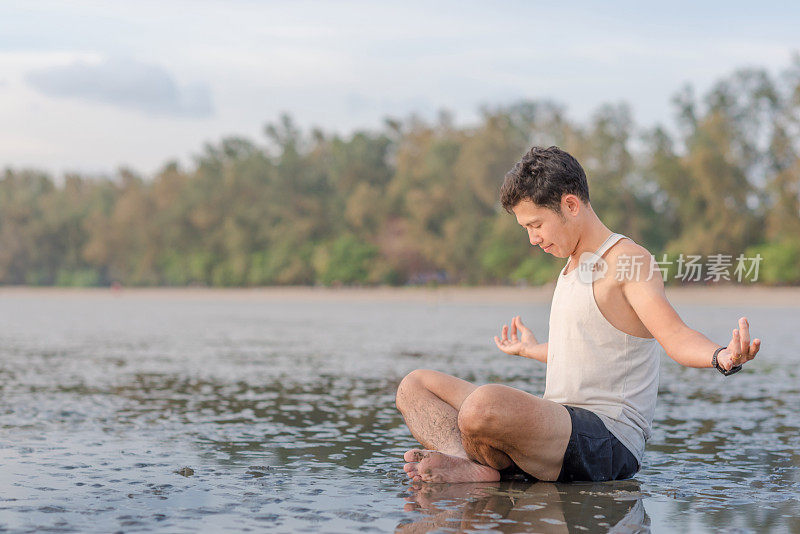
[26,58,213,118]
[1,2,799,175]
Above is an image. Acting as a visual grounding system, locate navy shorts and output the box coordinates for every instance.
[557,405,640,483]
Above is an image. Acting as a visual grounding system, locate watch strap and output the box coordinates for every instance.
[712,346,743,376]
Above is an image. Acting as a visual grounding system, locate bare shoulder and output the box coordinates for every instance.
[604,238,654,269]
[598,237,665,296]
[603,237,668,302]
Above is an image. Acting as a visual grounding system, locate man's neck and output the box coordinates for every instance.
[569,217,614,263]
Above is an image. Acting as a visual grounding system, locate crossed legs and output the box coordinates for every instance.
[395,369,572,483]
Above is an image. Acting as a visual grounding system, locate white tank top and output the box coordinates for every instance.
[543,233,660,464]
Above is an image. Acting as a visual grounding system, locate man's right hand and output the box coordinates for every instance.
[494,316,538,358]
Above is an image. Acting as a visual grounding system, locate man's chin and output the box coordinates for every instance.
[542,245,560,257]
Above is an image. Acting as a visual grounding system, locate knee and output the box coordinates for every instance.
[457,384,507,437]
[395,369,431,412]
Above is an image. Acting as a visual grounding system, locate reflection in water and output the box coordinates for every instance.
[0,295,798,532]
[398,479,649,533]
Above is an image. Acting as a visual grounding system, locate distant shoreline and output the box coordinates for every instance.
[2,285,799,307]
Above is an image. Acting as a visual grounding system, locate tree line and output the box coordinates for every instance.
[1,60,799,286]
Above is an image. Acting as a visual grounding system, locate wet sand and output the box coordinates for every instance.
[0,290,797,532]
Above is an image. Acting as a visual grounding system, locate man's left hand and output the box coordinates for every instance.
[717,316,761,371]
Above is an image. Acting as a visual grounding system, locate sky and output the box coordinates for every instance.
[1,1,798,177]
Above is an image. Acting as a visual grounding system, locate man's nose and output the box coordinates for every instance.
[527,230,542,246]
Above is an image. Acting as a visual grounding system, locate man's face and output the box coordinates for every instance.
[511,199,571,258]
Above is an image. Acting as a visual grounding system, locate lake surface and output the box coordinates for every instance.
[0,290,798,533]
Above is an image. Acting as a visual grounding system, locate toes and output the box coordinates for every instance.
[420,472,441,483]
[404,463,419,479]
[403,449,431,462]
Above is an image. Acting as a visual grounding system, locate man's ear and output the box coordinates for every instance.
[562,194,582,216]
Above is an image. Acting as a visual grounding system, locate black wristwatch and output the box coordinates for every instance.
[712,346,742,376]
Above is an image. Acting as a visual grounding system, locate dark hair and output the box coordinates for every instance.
[500,146,590,214]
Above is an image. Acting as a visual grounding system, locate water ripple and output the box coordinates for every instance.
[0,296,797,532]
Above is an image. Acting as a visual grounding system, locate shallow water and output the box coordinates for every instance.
[0,291,798,533]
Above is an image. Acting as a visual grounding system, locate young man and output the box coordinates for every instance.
[396,146,761,483]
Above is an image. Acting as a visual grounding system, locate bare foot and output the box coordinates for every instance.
[403,449,501,483]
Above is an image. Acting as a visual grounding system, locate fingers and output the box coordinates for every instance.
[493,336,505,351]
[743,338,761,363]
[494,325,509,349]
[495,317,528,355]
[731,329,742,366]
[738,317,750,356]
[737,316,760,364]
[514,315,528,336]
[516,315,532,336]
[750,339,761,359]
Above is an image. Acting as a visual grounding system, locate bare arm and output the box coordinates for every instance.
[621,252,761,370]
[522,342,548,363]
[494,316,548,363]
